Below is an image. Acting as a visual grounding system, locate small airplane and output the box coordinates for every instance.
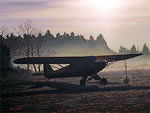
[14,53,142,86]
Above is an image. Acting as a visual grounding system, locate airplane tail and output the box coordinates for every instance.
[44,64,54,74]
[32,64,54,78]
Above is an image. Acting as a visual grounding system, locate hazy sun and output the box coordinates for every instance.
[87,0,121,13]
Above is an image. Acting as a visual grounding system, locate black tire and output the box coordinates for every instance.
[80,79,86,86]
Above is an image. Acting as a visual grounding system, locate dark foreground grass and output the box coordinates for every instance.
[1,69,150,113]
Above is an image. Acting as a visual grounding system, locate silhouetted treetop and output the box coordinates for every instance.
[119,46,130,54]
[142,43,150,55]
[70,32,75,38]
[96,34,107,46]
[89,35,94,41]
[130,44,138,54]
[44,30,54,40]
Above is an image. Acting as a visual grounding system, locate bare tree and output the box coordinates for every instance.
[14,19,41,37]
[14,19,41,71]
[14,19,55,72]
[0,26,9,37]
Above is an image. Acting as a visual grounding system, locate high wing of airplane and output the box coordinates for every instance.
[13,53,142,86]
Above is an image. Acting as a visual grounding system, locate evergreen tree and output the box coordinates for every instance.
[142,43,150,55]
[130,45,137,54]
[0,42,11,75]
[56,33,61,39]
[0,35,4,41]
[88,35,95,48]
[119,46,130,54]
[89,35,94,41]
[96,34,107,47]
[70,32,75,38]
[44,30,54,40]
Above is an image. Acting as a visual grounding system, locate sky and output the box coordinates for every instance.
[0,0,150,51]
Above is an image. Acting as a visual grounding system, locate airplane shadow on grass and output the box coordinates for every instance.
[2,81,150,98]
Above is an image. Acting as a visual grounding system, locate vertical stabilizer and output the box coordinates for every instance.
[44,64,54,74]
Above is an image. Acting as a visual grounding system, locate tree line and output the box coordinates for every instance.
[0,20,149,73]
[0,20,113,72]
[0,29,114,57]
[0,20,114,59]
[119,44,150,55]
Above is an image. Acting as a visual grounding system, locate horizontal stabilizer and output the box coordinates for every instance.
[32,73,45,76]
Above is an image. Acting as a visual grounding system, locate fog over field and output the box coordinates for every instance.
[1,0,150,112]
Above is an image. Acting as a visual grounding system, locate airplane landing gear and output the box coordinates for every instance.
[88,74,108,85]
[94,74,108,85]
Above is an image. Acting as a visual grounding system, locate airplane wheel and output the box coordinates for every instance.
[80,79,86,86]
[100,78,107,85]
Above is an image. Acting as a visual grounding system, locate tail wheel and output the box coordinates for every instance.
[80,79,86,86]
[100,78,107,85]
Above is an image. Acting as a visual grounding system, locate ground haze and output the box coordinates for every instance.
[1,67,150,113]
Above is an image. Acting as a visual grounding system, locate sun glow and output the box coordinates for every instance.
[87,0,121,13]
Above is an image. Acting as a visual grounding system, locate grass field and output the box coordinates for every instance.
[1,68,150,113]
